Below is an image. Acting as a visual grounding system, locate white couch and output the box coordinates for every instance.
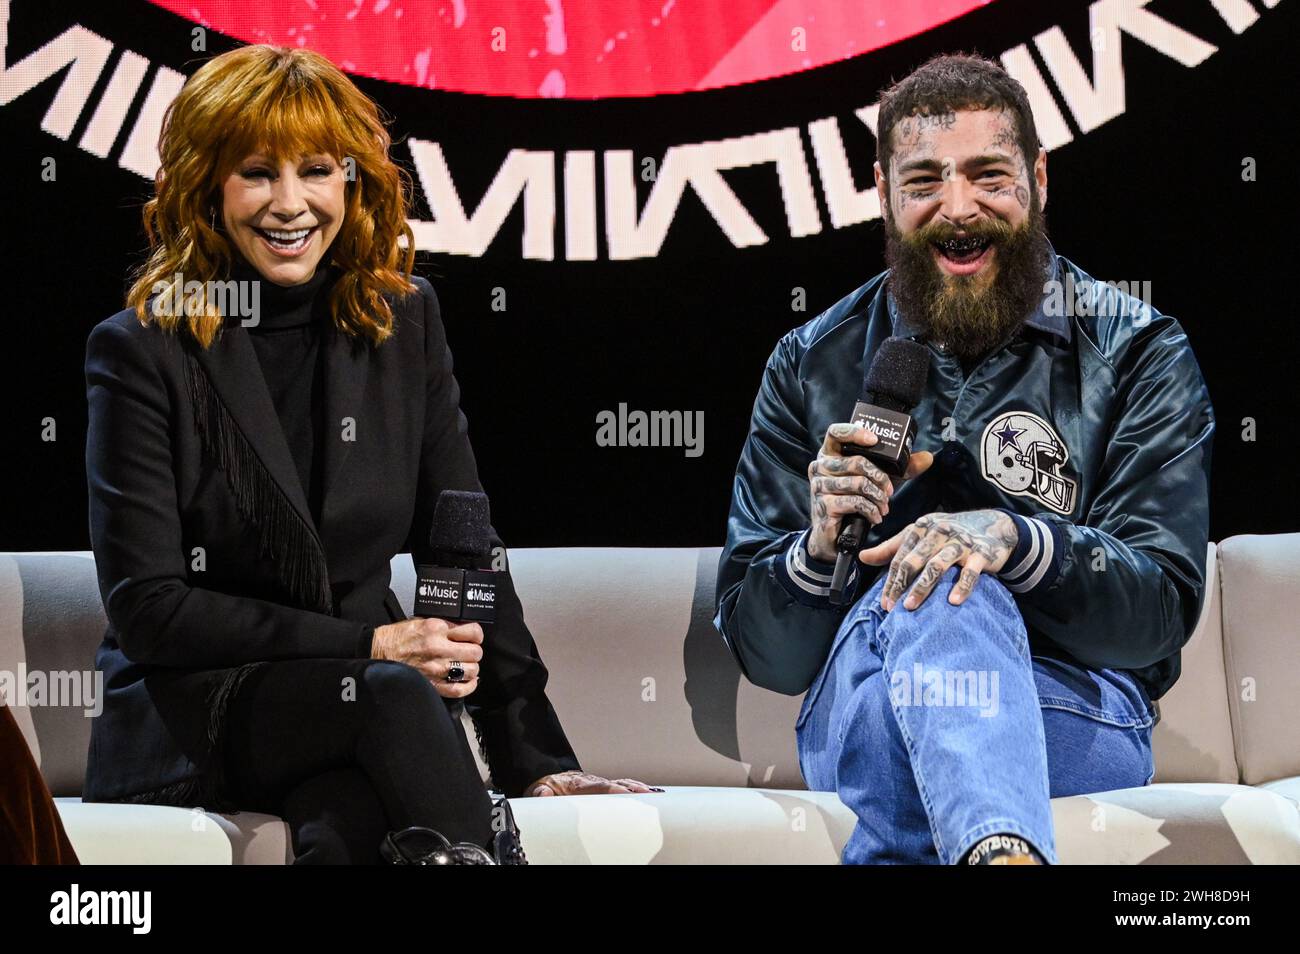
[2,535,1298,864]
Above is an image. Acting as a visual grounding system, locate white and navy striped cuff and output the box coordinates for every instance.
[995,509,1064,594]
[776,529,858,606]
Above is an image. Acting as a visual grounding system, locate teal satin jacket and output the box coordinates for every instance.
[714,251,1215,703]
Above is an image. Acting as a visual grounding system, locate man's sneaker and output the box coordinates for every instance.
[964,833,1046,865]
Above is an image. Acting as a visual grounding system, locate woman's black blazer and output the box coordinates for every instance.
[82,275,579,807]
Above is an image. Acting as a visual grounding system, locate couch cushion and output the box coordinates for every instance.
[1052,782,1300,864]
[1150,543,1238,783]
[206,810,293,864]
[509,783,1300,865]
[1259,776,1300,807]
[54,798,233,864]
[510,787,853,864]
[1217,533,1300,785]
[56,798,290,864]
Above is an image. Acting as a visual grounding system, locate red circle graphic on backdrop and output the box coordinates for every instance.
[149,0,991,99]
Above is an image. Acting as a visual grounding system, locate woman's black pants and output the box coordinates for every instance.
[220,658,497,864]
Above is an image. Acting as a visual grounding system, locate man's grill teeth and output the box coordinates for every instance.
[942,237,982,252]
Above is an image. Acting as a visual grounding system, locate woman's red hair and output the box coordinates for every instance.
[127,44,417,348]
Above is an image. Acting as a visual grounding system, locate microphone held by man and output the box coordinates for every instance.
[825,337,933,604]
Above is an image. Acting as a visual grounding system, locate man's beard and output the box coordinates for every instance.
[884,198,1052,363]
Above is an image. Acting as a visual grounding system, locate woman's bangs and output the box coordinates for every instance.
[242,87,350,169]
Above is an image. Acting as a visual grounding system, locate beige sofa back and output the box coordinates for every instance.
[0,538,1288,797]
[390,547,807,788]
[0,551,100,796]
[1215,533,1300,785]
[1151,543,1238,783]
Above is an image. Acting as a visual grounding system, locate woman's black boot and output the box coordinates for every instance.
[379,826,496,865]
[488,796,527,865]
[379,797,527,865]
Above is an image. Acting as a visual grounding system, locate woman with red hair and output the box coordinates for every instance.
[83,44,650,864]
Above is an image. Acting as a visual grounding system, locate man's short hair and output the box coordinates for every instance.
[876,53,1042,179]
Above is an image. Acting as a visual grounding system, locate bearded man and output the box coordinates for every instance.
[714,54,1214,865]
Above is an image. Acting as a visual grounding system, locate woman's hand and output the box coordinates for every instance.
[371,618,483,699]
[524,770,661,796]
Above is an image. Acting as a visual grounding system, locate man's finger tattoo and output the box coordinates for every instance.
[855,499,881,520]
[912,559,946,596]
[861,479,887,504]
[956,566,979,595]
[936,542,964,564]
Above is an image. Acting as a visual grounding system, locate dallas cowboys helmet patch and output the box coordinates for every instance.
[980,410,1077,515]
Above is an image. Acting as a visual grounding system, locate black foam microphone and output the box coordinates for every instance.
[828,337,930,605]
[414,490,498,623]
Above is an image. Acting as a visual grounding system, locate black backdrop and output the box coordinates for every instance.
[3,0,1297,552]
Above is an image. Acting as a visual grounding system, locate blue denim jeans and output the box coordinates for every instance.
[796,565,1157,865]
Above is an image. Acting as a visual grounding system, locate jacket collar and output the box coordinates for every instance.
[187,302,372,553]
[885,243,1071,346]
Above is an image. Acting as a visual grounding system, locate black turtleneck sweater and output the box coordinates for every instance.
[228,258,375,657]
[232,258,335,529]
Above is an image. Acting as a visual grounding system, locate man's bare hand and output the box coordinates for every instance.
[806,422,933,562]
[859,509,1019,611]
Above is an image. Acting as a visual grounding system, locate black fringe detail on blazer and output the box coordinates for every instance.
[93,774,239,814]
[183,352,333,616]
[467,710,499,793]
[91,661,268,815]
[147,351,337,815]
[94,777,215,811]
[201,659,267,810]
